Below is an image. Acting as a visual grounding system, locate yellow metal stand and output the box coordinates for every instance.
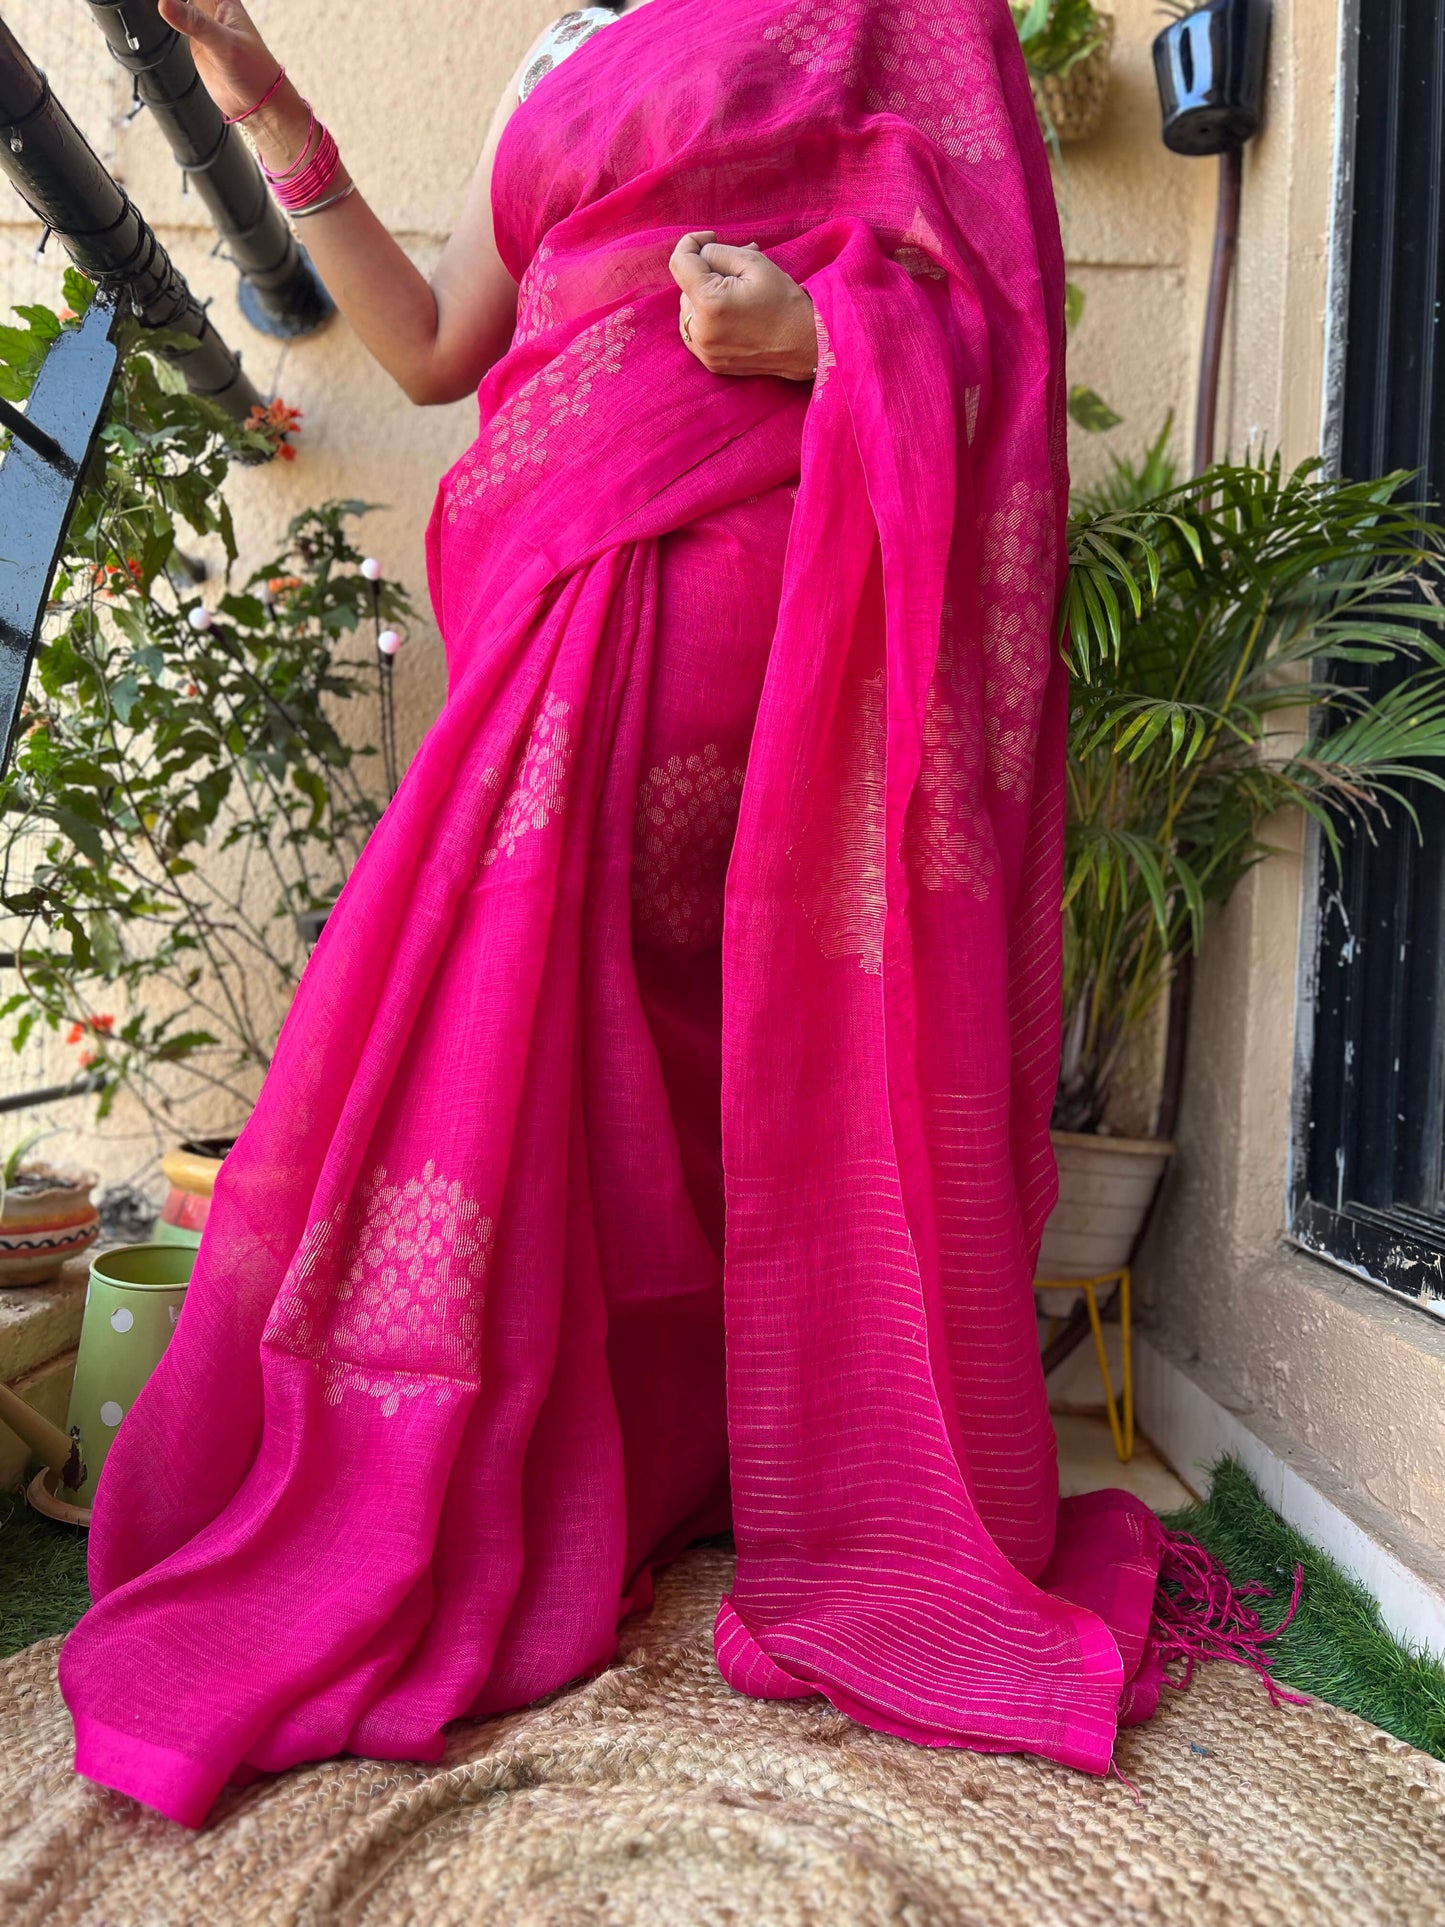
[1035,1267,1133,1462]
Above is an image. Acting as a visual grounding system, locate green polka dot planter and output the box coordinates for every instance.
[66,1244,195,1508]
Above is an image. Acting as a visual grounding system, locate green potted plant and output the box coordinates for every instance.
[1014,0,1115,145]
[0,271,414,1164]
[1044,444,1445,1278]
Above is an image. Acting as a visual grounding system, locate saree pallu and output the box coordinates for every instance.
[59,0,1174,1828]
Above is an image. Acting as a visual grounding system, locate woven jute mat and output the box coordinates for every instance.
[0,1549,1441,1925]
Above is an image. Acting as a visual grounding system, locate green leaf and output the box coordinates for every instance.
[151,1028,220,1062]
[87,911,123,978]
[1068,385,1124,434]
[109,675,142,726]
[1064,281,1085,334]
[62,268,97,318]
[12,304,61,343]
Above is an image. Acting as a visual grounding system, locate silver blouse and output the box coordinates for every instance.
[518,8,620,103]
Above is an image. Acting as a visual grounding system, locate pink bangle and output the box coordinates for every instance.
[223,64,286,125]
[261,104,318,183]
[265,122,342,212]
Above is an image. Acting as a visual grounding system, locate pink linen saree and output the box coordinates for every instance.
[59,0,1177,1827]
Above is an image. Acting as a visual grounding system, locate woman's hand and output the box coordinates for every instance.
[669,232,818,381]
[156,0,280,126]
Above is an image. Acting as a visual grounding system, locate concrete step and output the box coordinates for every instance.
[0,1255,88,1483]
[0,1255,88,1384]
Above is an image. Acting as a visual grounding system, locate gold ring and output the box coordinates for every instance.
[681,309,694,344]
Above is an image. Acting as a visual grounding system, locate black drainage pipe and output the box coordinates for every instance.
[81,0,332,341]
[0,12,261,419]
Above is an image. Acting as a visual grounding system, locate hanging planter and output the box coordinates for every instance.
[1014,1,1115,147]
[1153,0,1271,157]
[1032,11,1116,145]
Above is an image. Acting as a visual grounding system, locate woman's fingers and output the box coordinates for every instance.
[161,1,262,48]
[668,230,719,295]
[697,241,762,280]
[157,0,208,37]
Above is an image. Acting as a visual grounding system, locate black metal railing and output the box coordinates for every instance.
[80,0,331,340]
[0,13,260,412]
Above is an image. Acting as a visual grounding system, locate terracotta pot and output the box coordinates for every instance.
[1032,12,1115,144]
[1035,1128,1173,1282]
[158,1135,234,1248]
[0,1163,99,1286]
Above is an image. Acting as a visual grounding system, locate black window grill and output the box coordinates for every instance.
[1292,0,1445,1313]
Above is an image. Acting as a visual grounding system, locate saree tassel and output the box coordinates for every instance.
[1149,1530,1308,1708]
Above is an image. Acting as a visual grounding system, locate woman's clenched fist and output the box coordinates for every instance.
[669,231,819,382]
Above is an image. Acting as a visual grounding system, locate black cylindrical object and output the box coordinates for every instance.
[1153,0,1271,157]
[0,15,260,418]
[81,0,331,340]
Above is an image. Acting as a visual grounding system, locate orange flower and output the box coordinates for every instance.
[68,1014,114,1046]
[245,396,303,462]
[266,574,304,598]
[78,1051,98,1069]
[90,559,140,596]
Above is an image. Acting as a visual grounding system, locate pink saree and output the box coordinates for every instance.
[60,0,1178,1827]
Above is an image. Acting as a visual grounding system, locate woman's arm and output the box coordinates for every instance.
[157,0,532,405]
[160,5,818,400]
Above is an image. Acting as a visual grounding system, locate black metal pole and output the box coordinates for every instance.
[1192,143,1244,476]
[0,11,260,417]
[80,0,332,340]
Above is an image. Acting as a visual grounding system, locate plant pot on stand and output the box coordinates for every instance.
[1035,1131,1172,1463]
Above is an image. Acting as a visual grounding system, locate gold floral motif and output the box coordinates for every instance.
[446,308,636,520]
[906,683,995,899]
[264,1160,495,1418]
[764,0,1010,166]
[514,242,559,346]
[813,313,838,390]
[632,743,746,949]
[893,245,947,281]
[789,670,886,975]
[980,481,1055,801]
[518,12,613,106]
[481,691,573,870]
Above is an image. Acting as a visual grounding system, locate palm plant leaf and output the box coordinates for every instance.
[1058,452,1445,1133]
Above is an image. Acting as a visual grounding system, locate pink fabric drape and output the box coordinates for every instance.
[59,0,1174,1828]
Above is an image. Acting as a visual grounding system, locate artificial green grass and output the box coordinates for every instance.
[1165,1456,1445,1762]
[0,1484,90,1657]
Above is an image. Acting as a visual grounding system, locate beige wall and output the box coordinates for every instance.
[1058,0,1207,488]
